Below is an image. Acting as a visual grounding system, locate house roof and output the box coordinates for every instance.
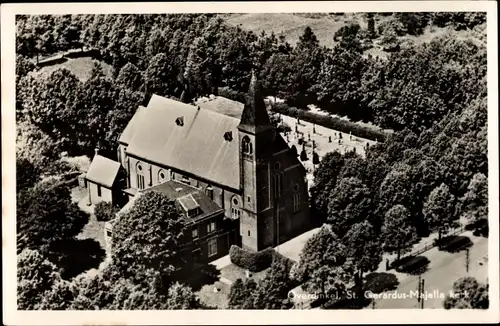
[85,155,121,188]
[146,180,223,223]
[121,95,242,190]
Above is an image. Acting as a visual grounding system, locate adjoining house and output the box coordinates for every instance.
[85,154,125,206]
[106,180,239,263]
[96,72,311,261]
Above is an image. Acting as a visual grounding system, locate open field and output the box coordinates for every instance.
[31,56,114,82]
[225,13,356,48]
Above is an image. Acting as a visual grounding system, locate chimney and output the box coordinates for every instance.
[94,146,100,157]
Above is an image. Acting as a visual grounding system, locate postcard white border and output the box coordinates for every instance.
[2,1,498,325]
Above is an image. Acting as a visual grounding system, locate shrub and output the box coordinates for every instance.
[435,236,473,253]
[94,201,117,222]
[229,246,276,273]
[271,102,387,142]
[393,255,430,274]
[300,149,308,161]
[218,87,247,103]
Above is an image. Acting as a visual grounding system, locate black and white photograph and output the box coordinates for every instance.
[2,1,498,324]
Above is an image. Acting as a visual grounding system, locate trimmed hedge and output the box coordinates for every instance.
[229,245,274,272]
[271,102,388,142]
[229,245,297,273]
[216,86,387,142]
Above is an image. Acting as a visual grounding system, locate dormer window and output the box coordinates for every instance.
[175,116,184,126]
[178,194,202,218]
[224,131,233,142]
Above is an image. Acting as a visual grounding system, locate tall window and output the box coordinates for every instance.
[242,136,252,154]
[137,163,145,189]
[192,227,198,239]
[231,208,242,219]
[274,173,282,198]
[208,238,218,257]
[97,185,102,197]
[231,196,241,219]
[207,221,216,233]
[293,193,300,212]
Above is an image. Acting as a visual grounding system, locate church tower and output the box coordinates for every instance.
[238,72,276,252]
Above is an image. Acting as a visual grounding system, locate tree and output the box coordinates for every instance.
[17,249,61,310]
[310,151,345,224]
[228,278,247,308]
[343,221,383,292]
[78,64,117,154]
[17,180,88,253]
[300,148,308,161]
[367,14,376,39]
[22,68,83,151]
[111,191,188,287]
[296,225,350,303]
[103,87,144,156]
[460,173,488,224]
[381,205,418,260]
[144,53,172,96]
[443,277,489,309]
[16,54,35,80]
[326,177,372,237]
[377,163,412,219]
[252,259,294,309]
[166,282,206,309]
[115,62,144,92]
[423,183,457,239]
[38,279,76,310]
[312,151,320,165]
[228,278,258,309]
[16,156,39,192]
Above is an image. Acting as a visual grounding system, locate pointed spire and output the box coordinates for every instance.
[238,70,273,134]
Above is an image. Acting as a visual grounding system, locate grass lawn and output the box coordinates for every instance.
[195,262,270,309]
[220,263,269,284]
[197,281,231,309]
[71,186,107,251]
[31,56,114,82]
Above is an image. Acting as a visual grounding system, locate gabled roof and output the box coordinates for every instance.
[122,95,241,190]
[119,105,147,144]
[85,155,121,188]
[85,155,120,188]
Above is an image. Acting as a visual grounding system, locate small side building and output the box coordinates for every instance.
[85,155,124,206]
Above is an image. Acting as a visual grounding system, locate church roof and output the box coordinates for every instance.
[120,95,241,190]
[85,155,121,188]
[238,72,273,134]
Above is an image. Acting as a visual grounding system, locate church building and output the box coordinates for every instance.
[89,73,311,260]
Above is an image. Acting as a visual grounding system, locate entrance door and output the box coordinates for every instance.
[193,248,203,264]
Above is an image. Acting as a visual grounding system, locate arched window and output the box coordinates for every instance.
[136,162,145,189]
[231,196,242,220]
[242,136,252,154]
